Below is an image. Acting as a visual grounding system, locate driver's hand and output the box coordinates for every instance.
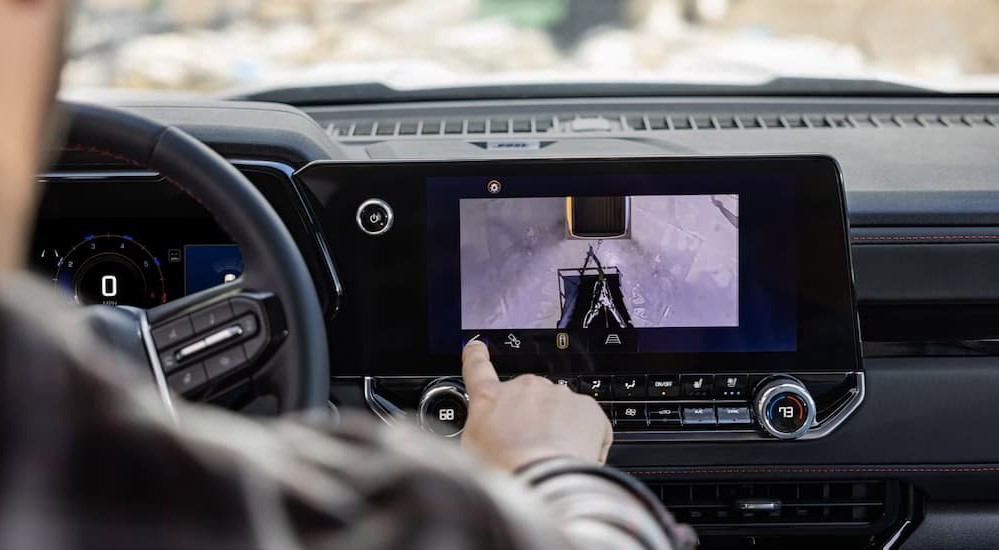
[460,341,613,472]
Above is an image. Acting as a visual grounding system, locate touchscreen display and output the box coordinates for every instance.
[296,157,857,377]
[426,173,798,357]
[459,195,739,330]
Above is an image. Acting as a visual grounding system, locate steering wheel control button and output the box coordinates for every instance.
[580,375,611,400]
[418,381,469,437]
[159,351,180,373]
[714,374,749,399]
[202,325,244,348]
[175,338,209,362]
[205,346,249,379]
[191,302,235,334]
[647,375,680,399]
[230,297,262,319]
[647,404,682,426]
[612,375,646,400]
[235,314,259,337]
[152,317,194,349]
[356,199,394,236]
[613,403,648,429]
[167,364,207,393]
[682,406,718,426]
[681,374,714,398]
[755,378,817,440]
[717,406,753,425]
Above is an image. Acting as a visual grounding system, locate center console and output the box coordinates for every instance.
[296,156,862,442]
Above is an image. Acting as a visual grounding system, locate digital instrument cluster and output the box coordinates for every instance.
[31,177,240,308]
[33,225,241,308]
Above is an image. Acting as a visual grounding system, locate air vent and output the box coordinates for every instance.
[654,480,892,528]
[326,112,997,137]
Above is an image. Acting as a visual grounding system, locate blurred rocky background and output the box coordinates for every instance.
[63,0,999,92]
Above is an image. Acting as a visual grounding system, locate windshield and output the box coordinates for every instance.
[64,0,999,94]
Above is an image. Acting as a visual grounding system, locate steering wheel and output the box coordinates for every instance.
[60,102,330,417]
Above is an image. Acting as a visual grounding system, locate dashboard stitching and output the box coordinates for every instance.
[623,467,999,475]
[854,235,999,242]
[61,144,242,241]
[63,144,208,209]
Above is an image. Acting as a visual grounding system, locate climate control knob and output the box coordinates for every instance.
[754,377,816,440]
[418,380,469,438]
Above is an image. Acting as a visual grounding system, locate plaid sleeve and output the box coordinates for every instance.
[0,275,692,550]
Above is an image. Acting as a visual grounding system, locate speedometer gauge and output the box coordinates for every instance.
[54,234,166,308]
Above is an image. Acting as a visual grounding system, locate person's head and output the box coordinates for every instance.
[0,0,67,277]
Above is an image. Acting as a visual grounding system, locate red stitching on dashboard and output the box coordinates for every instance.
[61,144,232,238]
[853,235,999,242]
[623,467,999,475]
[63,144,206,207]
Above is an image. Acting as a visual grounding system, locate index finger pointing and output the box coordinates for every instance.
[462,341,500,395]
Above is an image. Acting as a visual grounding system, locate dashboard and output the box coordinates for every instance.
[32,94,999,549]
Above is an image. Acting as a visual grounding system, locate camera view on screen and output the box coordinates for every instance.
[459,194,739,332]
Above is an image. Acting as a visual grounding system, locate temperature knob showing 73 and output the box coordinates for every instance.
[53,234,166,308]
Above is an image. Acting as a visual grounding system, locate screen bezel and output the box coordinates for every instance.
[297,155,860,377]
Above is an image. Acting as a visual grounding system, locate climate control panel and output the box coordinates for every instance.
[362,371,864,442]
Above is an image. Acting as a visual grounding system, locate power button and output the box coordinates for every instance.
[356,199,394,236]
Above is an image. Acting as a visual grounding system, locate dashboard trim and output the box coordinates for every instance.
[364,376,401,425]
[232,159,344,316]
[39,170,157,179]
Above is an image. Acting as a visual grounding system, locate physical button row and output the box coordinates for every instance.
[600,403,753,430]
[548,374,749,400]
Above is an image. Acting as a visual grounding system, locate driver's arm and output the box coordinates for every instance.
[0,276,695,550]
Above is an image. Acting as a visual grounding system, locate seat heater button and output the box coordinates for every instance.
[717,406,752,425]
[714,374,749,399]
[152,317,194,349]
[681,374,714,398]
[168,364,207,393]
[191,302,234,334]
[205,346,248,379]
[682,406,717,425]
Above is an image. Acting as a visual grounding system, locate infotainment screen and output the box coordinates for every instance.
[296,157,858,377]
[427,174,798,358]
[459,195,741,331]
